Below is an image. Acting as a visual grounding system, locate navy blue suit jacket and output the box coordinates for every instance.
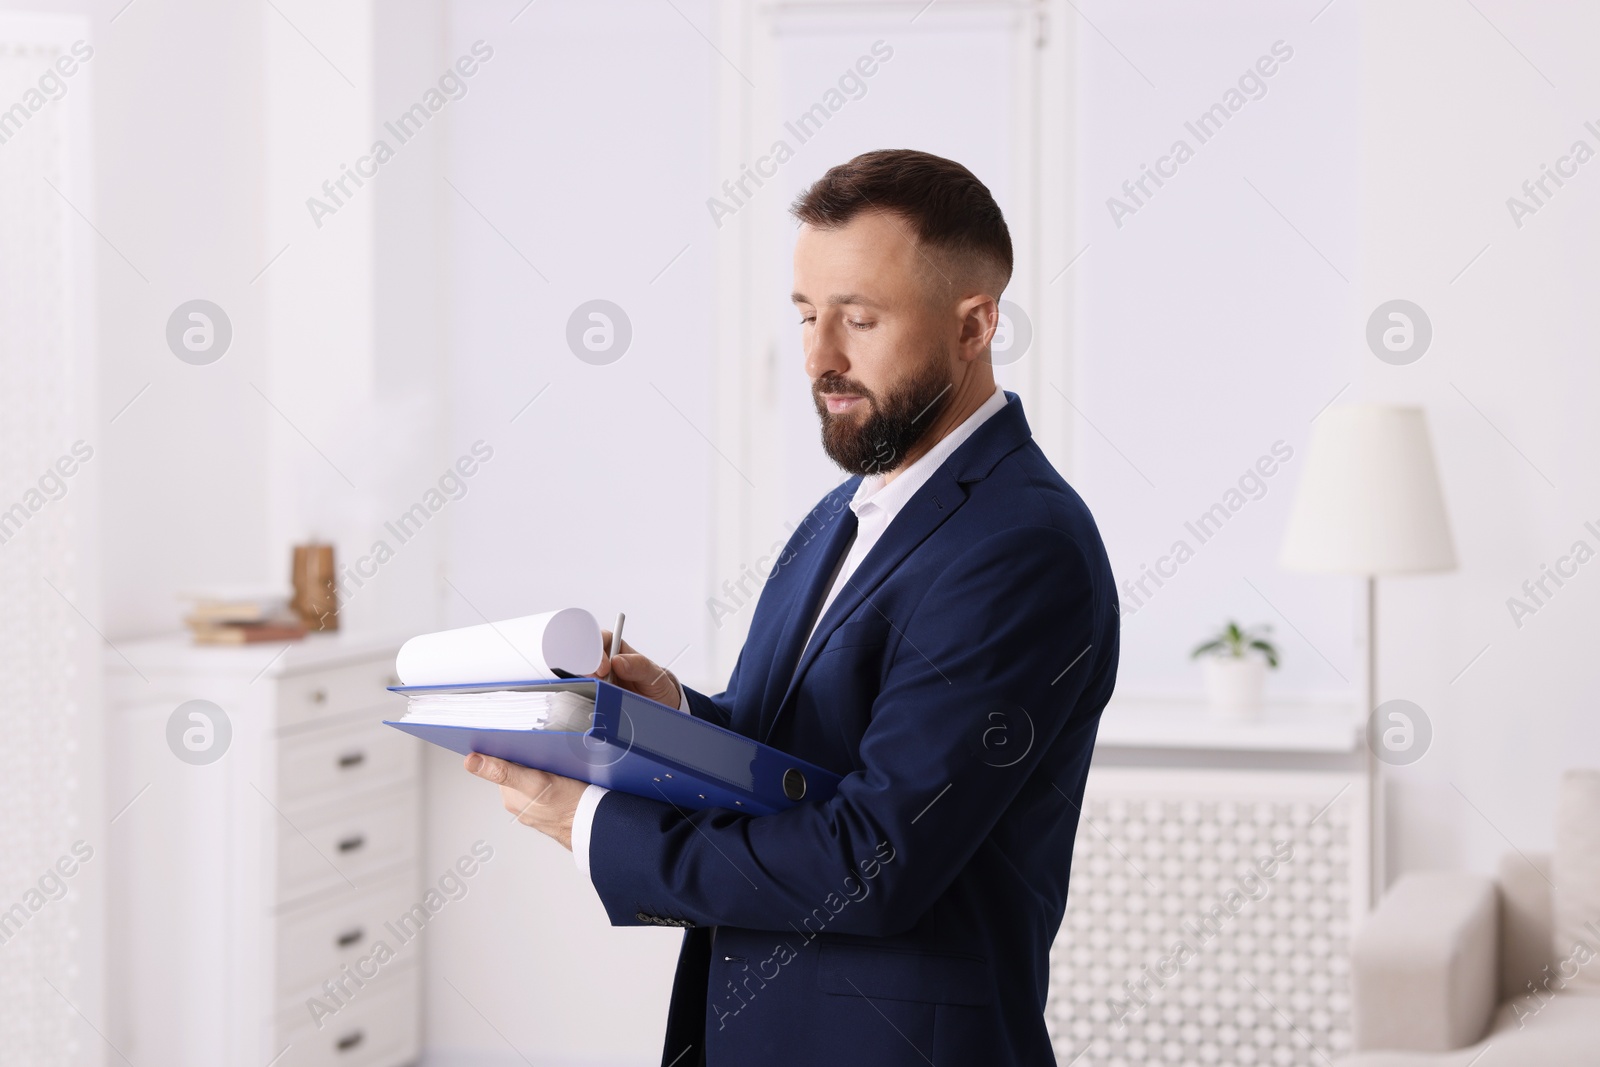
[590,392,1119,1065]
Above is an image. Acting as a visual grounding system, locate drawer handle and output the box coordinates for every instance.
[335,1029,364,1052]
[310,688,328,704]
[335,926,365,948]
[337,834,366,853]
[337,751,367,769]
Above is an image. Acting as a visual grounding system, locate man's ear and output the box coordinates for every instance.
[955,294,999,363]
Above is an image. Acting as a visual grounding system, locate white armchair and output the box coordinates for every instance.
[1347,869,1499,1053]
[1339,810,1600,1065]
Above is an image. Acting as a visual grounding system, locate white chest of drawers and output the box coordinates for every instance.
[105,632,423,1067]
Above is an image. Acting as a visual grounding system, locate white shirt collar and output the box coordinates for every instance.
[849,384,1009,524]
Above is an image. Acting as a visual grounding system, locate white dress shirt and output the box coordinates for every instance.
[571,384,1010,879]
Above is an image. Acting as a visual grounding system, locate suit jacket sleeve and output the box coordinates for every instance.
[680,646,745,729]
[588,524,1103,937]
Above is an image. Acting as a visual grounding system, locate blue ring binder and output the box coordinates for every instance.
[385,677,841,815]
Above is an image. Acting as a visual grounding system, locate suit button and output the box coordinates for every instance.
[635,912,652,923]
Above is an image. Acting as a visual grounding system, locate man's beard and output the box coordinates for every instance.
[812,354,954,477]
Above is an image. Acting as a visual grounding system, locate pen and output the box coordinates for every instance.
[609,612,625,669]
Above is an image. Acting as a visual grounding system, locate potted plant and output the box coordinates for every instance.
[1191,621,1279,721]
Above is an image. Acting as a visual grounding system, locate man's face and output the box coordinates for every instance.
[791,212,955,477]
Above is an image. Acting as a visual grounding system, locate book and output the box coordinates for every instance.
[189,619,309,644]
[178,587,293,624]
[187,602,285,624]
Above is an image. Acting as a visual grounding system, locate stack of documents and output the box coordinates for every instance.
[390,607,604,733]
[396,688,595,732]
[385,608,846,814]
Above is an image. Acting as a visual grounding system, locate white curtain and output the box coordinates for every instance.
[0,19,97,1064]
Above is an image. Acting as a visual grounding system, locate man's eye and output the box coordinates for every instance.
[798,315,815,325]
[847,319,873,331]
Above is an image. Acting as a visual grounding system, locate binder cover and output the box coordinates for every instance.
[384,678,841,816]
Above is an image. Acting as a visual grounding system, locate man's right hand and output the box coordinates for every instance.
[594,629,684,709]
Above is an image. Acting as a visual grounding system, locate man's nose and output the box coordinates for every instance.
[804,323,848,380]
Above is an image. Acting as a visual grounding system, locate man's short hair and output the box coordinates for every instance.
[789,149,1013,298]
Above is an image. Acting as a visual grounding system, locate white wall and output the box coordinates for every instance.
[699,1,1073,680]
[0,0,276,639]
[0,0,449,643]
[3,0,460,1059]
[1076,0,1600,882]
[260,0,452,643]
[0,4,278,1060]
[1359,0,1600,873]
[1073,0,1363,705]
[426,2,718,1062]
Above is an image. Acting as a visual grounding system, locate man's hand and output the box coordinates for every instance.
[595,628,684,709]
[463,753,588,851]
[462,630,682,850]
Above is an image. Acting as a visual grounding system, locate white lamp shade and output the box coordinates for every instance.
[1279,404,1457,575]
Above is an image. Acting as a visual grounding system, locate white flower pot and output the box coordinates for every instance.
[1201,655,1267,721]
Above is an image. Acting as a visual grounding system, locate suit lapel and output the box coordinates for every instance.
[760,391,1036,744]
[762,468,965,743]
[753,488,859,741]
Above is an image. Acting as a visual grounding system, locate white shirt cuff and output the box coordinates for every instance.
[571,681,691,880]
[572,783,609,879]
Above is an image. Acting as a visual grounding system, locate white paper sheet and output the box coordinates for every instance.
[398,689,596,732]
[394,607,603,686]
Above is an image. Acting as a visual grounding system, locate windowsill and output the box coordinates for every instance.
[1096,698,1363,754]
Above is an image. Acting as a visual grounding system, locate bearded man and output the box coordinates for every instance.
[466,148,1120,1067]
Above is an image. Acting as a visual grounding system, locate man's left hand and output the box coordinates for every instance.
[464,753,587,851]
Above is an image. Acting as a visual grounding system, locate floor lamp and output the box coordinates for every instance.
[1278,404,1457,907]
